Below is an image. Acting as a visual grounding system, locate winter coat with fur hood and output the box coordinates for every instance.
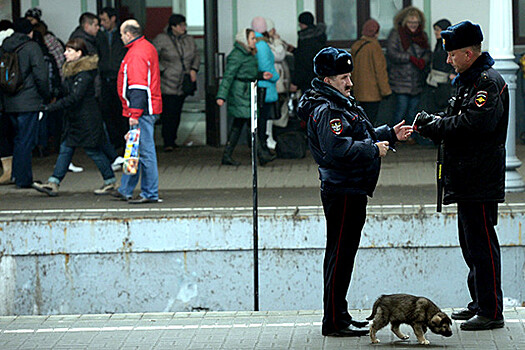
[48,55,104,148]
[216,33,260,119]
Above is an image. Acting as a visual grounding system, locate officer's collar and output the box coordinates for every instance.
[311,77,356,109]
[454,52,494,86]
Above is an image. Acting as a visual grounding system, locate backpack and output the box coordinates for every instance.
[0,42,27,94]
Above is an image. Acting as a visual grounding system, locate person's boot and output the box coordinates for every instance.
[222,125,242,166]
[0,156,13,185]
[257,136,276,166]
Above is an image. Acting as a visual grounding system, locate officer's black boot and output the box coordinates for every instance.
[222,126,242,166]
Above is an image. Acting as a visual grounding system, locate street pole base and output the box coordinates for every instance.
[505,170,525,192]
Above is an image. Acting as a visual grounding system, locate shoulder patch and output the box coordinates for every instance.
[329,118,343,135]
[475,90,488,107]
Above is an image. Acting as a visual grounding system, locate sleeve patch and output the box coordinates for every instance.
[329,118,343,135]
[475,90,488,107]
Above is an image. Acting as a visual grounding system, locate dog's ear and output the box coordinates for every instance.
[431,314,442,326]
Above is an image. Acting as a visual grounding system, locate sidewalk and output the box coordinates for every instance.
[1,143,524,210]
[1,308,524,349]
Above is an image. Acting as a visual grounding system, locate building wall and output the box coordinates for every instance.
[1,206,524,315]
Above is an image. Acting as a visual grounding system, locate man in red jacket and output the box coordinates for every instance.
[114,19,162,203]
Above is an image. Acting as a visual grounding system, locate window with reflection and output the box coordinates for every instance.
[316,0,410,47]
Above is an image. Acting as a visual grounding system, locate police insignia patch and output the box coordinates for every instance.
[475,90,487,107]
[329,118,343,135]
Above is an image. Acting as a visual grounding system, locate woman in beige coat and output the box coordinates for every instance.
[350,19,391,125]
[153,14,200,151]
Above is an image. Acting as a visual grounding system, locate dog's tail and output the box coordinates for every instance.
[366,298,381,320]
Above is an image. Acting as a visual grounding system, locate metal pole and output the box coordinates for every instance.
[250,81,259,311]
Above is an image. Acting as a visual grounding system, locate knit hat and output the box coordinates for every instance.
[251,16,267,33]
[298,12,314,26]
[441,20,483,51]
[313,47,353,77]
[434,19,451,31]
[362,19,379,37]
[266,18,275,31]
[13,18,33,34]
[25,7,42,21]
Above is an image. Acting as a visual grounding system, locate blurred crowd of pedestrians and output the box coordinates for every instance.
[0,5,494,198]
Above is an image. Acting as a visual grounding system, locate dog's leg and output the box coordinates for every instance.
[412,323,430,345]
[391,322,409,340]
[369,325,380,344]
[369,310,388,344]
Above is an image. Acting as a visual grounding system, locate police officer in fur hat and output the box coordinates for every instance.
[414,21,508,331]
[297,47,412,337]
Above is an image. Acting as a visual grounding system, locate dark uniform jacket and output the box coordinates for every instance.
[297,78,397,196]
[420,52,508,204]
[47,55,104,148]
[1,32,50,113]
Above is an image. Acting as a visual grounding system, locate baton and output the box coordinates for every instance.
[436,141,444,212]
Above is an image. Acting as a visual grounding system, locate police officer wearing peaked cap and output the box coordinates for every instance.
[414,21,509,331]
[296,47,413,337]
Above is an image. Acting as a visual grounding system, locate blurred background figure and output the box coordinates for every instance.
[265,18,291,150]
[32,39,116,197]
[350,19,391,125]
[0,20,14,184]
[216,28,268,166]
[422,19,455,114]
[98,7,127,152]
[289,11,326,94]
[251,16,278,165]
[153,14,200,152]
[386,6,430,127]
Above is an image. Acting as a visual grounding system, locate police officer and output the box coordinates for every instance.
[414,21,508,331]
[297,47,412,337]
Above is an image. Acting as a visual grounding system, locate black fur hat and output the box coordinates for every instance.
[313,47,353,77]
[441,20,483,51]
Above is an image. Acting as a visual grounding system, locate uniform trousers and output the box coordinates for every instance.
[457,201,503,320]
[320,190,367,334]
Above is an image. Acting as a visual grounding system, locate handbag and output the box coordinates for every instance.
[182,72,197,96]
[169,34,197,96]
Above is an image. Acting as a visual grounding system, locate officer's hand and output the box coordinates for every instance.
[376,141,389,158]
[413,111,437,133]
[262,72,273,80]
[216,99,225,107]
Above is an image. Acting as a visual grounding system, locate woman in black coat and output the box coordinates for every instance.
[32,38,117,197]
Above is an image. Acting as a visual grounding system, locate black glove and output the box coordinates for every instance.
[413,110,437,134]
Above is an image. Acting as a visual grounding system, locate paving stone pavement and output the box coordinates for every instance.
[1,308,524,349]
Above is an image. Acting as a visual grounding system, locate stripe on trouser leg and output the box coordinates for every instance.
[332,194,347,329]
[482,204,498,319]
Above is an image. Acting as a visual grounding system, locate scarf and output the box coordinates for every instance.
[398,25,429,51]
